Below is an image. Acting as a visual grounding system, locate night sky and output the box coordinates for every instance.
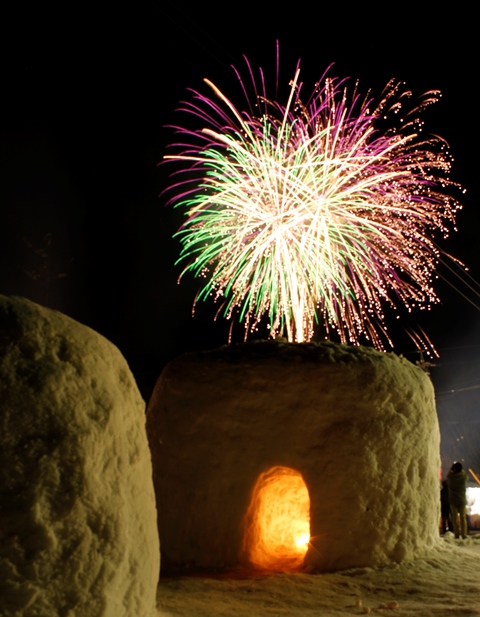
[2,3,479,471]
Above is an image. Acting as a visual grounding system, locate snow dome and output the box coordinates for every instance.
[0,296,159,617]
[147,341,440,573]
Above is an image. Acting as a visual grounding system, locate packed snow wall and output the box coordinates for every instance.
[0,296,159,617]
[147,341,440,573]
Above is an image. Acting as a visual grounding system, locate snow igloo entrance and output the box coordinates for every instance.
[244,466,310,570]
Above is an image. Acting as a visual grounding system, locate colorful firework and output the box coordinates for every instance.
[163,52,462,350]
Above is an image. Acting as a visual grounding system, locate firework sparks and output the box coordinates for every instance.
[163,52,462,350]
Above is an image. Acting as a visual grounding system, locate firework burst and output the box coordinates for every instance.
[163,52,462,350]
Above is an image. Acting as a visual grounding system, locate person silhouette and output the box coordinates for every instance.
[446,462,468,539]
[440,480,452,534]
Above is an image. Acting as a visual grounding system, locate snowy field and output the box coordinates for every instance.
[156,534,480,617]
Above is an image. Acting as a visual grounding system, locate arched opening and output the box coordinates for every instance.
[243,466,310,570]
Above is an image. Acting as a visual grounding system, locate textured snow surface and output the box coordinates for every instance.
[156,534,480,616]
[147,341,439,573]
[0,296,159,617]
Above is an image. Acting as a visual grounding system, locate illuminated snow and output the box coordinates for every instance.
[0,296,159,617]
[147,340,440,573]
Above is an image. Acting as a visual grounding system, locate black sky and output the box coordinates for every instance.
[2,2,479,471]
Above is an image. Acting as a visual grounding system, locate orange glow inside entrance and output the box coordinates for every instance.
[244,466,310,570]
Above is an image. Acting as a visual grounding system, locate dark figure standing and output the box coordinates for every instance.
[440,480,452,534]
[446,462,468,539]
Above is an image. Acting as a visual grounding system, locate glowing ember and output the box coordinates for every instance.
[164,48,463,351]
[243,466,310,570]
[295,533,310,549]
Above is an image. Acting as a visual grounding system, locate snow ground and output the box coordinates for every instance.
[156,534,480,617]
